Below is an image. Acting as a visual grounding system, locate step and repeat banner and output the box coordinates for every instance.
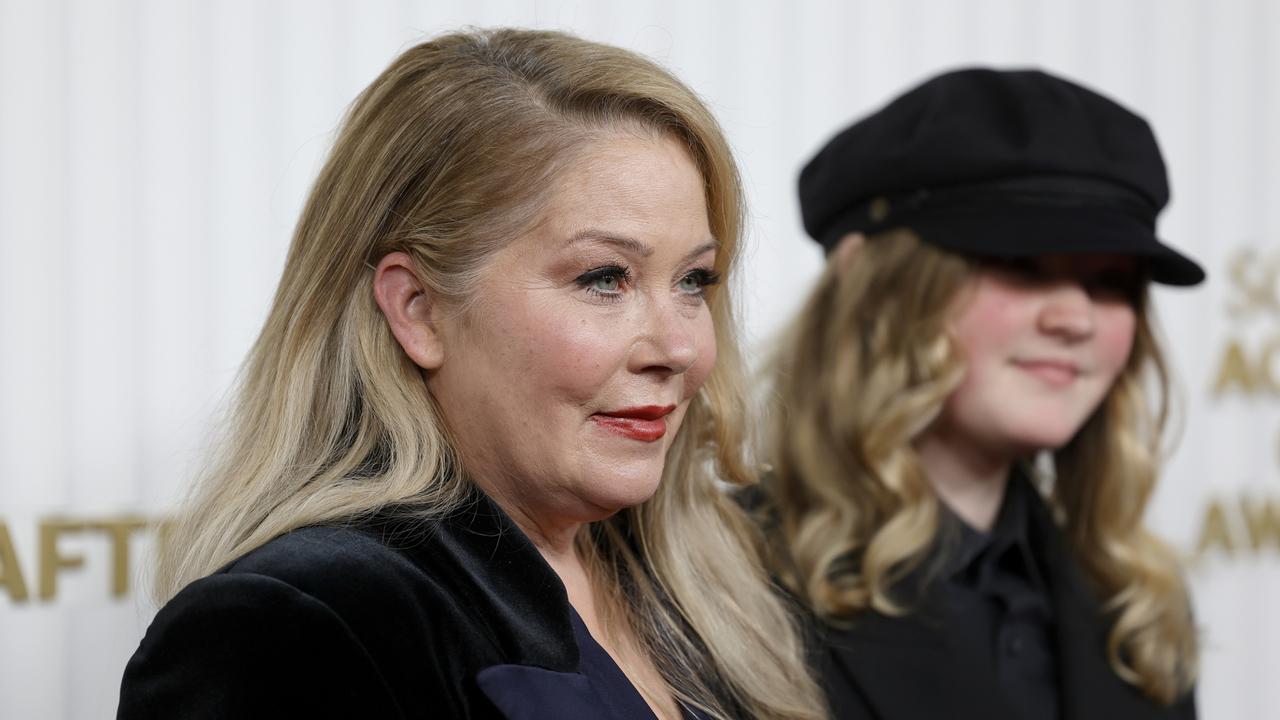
[1,0,1276,717]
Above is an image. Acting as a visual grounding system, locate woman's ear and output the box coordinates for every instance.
[372,252,445,370]
[831,232,866,275]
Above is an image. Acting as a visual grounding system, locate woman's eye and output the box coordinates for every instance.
[574,265,631,298]
[1087,271,1145,302]
[986,257,1043,281]
[677,268,722,296]
[593,274,621,292]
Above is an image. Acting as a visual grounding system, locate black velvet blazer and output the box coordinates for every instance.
[117,493,656,719]
[816,482,1197,720]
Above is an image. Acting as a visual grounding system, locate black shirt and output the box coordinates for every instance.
[939,473,1060,720]
[808,469,1197,720]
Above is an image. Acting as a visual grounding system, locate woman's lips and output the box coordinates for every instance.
[591,405,676,442]
[1014,359,1081,387]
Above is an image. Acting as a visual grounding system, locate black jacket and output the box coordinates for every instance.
[817,483,1196,720]
[117,493,661,719]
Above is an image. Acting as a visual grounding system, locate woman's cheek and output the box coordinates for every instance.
[1098,305,1138,371]
[552,321,622,380]
[684,315,718,398]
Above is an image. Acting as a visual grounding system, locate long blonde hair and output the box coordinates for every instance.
[157,29,822,720]
[765,228,1198,704]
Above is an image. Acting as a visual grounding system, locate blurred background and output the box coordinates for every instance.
[0,0,1275,717]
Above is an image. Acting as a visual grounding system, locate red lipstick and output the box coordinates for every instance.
[591,405,676,442]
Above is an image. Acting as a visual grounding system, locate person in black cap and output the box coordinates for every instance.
[757,68,1201,720]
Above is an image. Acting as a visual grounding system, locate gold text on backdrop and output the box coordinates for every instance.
[1195,497,1280,556]
[1196,245,1280,559]
[0,516,164,602]
[1215,247,1280,396]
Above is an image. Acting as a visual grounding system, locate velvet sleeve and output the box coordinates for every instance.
[116,572,407,719]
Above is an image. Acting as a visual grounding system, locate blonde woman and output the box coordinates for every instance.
[764,69,1202,719]
[117,29,822,720]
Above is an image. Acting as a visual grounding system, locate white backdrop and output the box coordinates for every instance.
[0,1,1275,718]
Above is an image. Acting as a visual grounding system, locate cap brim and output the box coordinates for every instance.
[905,203,1205,286]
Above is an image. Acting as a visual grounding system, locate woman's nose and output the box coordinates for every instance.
[629,298,699,375]
[1037,281,1096,341]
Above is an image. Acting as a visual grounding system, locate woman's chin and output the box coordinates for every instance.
[578,474,664,518]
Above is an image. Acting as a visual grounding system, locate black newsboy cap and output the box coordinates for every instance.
[798,68,1205,286]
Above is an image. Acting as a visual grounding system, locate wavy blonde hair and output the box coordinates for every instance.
[155,29,822,720]
[765,228,1197,704]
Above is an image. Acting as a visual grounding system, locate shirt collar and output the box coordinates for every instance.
[938,468,1047,592]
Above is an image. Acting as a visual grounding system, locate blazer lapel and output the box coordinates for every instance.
[823,601,1020,720]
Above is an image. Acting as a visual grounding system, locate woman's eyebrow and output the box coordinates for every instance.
[681,240,719,265]
[566,229,653,256]
[565,230,719,263]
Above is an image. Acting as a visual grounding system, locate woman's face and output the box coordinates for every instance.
[427,132,718,528]
[934,255,1140,458]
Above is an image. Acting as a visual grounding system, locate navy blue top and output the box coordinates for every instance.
[569,608,709,720]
